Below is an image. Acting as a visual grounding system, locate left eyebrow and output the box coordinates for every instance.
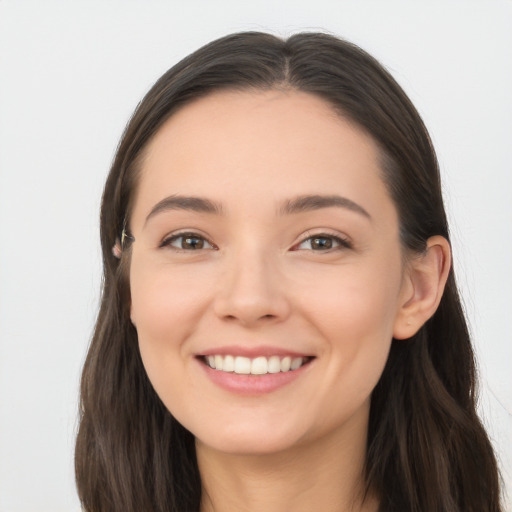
[278,194,371,220]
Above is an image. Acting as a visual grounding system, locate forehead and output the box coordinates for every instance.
[142,89,376,171]
[132,89,395,224]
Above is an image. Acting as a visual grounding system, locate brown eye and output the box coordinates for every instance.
[182,236,205,250]
[294,234,351,251]
[311,237,334,250]
[162,233,215,251]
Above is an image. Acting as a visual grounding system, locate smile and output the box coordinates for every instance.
[202,355,312,375]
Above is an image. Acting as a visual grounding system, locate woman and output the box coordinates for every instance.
[75,32,503,511]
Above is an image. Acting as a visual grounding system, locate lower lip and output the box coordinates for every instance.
[197,359,312,395]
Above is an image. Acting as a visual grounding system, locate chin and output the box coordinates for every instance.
[190,418,309,457]
[197,434,303,457]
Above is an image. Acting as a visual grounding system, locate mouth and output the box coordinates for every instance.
[198,354,314,376]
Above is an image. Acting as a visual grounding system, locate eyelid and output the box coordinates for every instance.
[159,230,218,250]
[291,230,352,251]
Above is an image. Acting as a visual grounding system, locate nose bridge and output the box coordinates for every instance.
[214,238,290,325]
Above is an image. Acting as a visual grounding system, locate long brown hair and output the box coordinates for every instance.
[75,32,503,511]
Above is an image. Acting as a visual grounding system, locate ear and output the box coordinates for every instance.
[393,236,451,340]
[112,240,122,259]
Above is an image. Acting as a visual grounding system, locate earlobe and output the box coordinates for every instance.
[393,236,451,340]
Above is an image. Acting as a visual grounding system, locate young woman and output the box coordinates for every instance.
[75,32,503,512]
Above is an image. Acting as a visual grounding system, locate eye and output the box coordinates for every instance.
[160,232,216,251]
[293,233,351,251]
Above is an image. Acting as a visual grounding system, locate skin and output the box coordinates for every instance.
[128,90,450,512]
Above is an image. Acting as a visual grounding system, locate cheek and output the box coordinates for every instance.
[297,259,402,397]
[129,260,212,392]
[130,261,209,338]
[304,292,395,434]
[301,260,403,342]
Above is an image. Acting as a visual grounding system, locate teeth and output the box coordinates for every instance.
[223,355,235,372]
[251,356,268,375]
[204,354,309,375]
[268,356,281,374]
[291,357,303,371]
[234,356,251,374]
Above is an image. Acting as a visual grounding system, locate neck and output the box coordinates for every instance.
[197,413,379,512]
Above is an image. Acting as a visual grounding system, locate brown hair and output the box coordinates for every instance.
[75,32,503,511]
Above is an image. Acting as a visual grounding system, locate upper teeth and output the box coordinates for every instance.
[205,355,307,375]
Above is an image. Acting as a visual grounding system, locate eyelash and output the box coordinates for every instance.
[292,232,352,252]
[160,231,352,253]
[160,232,217,252]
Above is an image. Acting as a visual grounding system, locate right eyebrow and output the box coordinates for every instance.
[144,195,223,226]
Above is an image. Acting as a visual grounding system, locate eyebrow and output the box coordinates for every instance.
[144,193,371,225]
[145,195,223,225]
[278,194,371,219]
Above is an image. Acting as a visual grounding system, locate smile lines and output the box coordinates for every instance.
[203,355,312,375]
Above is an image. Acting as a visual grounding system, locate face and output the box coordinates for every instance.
[129,90,410,455]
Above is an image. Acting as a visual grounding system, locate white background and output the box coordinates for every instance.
[0,1,511,510]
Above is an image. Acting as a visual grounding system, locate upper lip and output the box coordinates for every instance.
[197,345,313,358]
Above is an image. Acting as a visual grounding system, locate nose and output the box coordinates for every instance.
[213,247,291,327]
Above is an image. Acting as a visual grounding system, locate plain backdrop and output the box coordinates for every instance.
[0,1,511,510]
